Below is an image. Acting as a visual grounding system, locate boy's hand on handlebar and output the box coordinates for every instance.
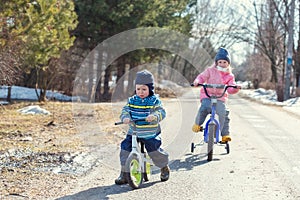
[122,118,130,124]
[146,114,156,122]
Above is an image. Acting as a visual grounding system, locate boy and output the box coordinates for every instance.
[115,70,170,184]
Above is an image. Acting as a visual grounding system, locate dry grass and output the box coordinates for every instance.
[0,102,80,153]
[0,101,122,199]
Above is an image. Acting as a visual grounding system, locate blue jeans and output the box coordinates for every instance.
[195,98,230,136]
[119,134,169,168]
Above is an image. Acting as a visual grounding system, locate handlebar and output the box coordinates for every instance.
[114,121,125,125]
[191,83,239,99]
[114,118,147,126]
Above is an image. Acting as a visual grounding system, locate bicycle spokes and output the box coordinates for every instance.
[130,159,142,184]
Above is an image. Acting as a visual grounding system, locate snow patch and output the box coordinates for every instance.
[17,105,51,115]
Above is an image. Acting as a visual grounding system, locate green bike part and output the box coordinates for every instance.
[130,159,142,184]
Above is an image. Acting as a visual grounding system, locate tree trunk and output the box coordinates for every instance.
[39,88,47,102]
[102,65,111,101]
[284,0,295,100]
[276,78,284,102]
[39,69,48,102]
[297,76,300,96]
[95,52,102,102]
[7,86,11,102]
[170,55,178,81]
[270,59,278,83]
[127,62,137,96]
[87,52,96,103]
[95,79,101,102]
[116,57,126,100]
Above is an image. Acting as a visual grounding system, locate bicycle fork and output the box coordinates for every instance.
[130,133,144,173]
[204,113,221,143]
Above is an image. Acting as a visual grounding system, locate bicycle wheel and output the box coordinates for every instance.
[207,123,215,161]
[125,154,143,189]
[225,142,230,154]
[191,142,195,153]
[143,161,150,182]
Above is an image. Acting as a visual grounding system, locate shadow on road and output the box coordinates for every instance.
[56,180,161,200]
[56,151,225,199]
[169,153,211,171]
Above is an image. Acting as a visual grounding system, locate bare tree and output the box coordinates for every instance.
[166,0,253,83]
[294,0,300,96]
[236,51,272,89]
[192,0,251,52]
[253,0,289,101]
[0,39,23,102]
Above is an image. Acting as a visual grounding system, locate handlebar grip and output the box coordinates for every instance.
[191,83,203,87]
[115,118,147,125]
[227,85,239,89]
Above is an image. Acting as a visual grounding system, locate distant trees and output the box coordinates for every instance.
[181,0,251,81]
[0,40,23,102]
[68,0,197,102]
[0,37,23,86]
[0,1,26,91]
[1,0,300,102]
[240,0,299,101]
[0,0,78,101]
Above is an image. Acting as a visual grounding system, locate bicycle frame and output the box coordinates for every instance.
[199,84,226,143]
[130,126,145,172]
[204,97,221,143]
[115,118,152,188]
[115,119,150,168]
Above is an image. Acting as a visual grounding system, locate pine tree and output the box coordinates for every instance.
[1,0,78,101]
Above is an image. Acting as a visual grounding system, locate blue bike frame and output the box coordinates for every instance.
[204,102,221,143]
[197,83,238,144]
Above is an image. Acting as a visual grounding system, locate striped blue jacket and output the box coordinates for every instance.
[120,94,166,139]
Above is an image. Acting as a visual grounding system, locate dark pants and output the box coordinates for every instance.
[119,134,169,168]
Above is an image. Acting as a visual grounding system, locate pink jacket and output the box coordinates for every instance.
[194,65,239,102]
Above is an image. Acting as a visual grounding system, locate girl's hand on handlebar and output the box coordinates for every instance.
[122,118,130,124]
[236,85,242,89]
[146,114,156,122]
[193,80,199,87]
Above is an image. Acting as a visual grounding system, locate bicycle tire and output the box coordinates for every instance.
[207,123,215,161]
[191,142,195,153]
[125,154,143,189]
[143,161,150,182]
[225,142,230,154]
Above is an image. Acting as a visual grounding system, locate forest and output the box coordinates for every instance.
[1,0,300,102]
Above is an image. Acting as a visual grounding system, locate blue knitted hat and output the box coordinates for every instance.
[215,47,231,64]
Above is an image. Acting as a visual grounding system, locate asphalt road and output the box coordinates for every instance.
[57,90,300,200]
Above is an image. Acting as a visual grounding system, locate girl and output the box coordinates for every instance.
[192,47,241,142]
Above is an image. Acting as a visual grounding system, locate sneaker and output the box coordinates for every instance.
[160,166,170,182]
[192,124,203,132]
[221,135,231,143]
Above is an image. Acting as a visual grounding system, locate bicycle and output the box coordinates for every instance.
[191,83,239,161]
[115,118,152,189]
